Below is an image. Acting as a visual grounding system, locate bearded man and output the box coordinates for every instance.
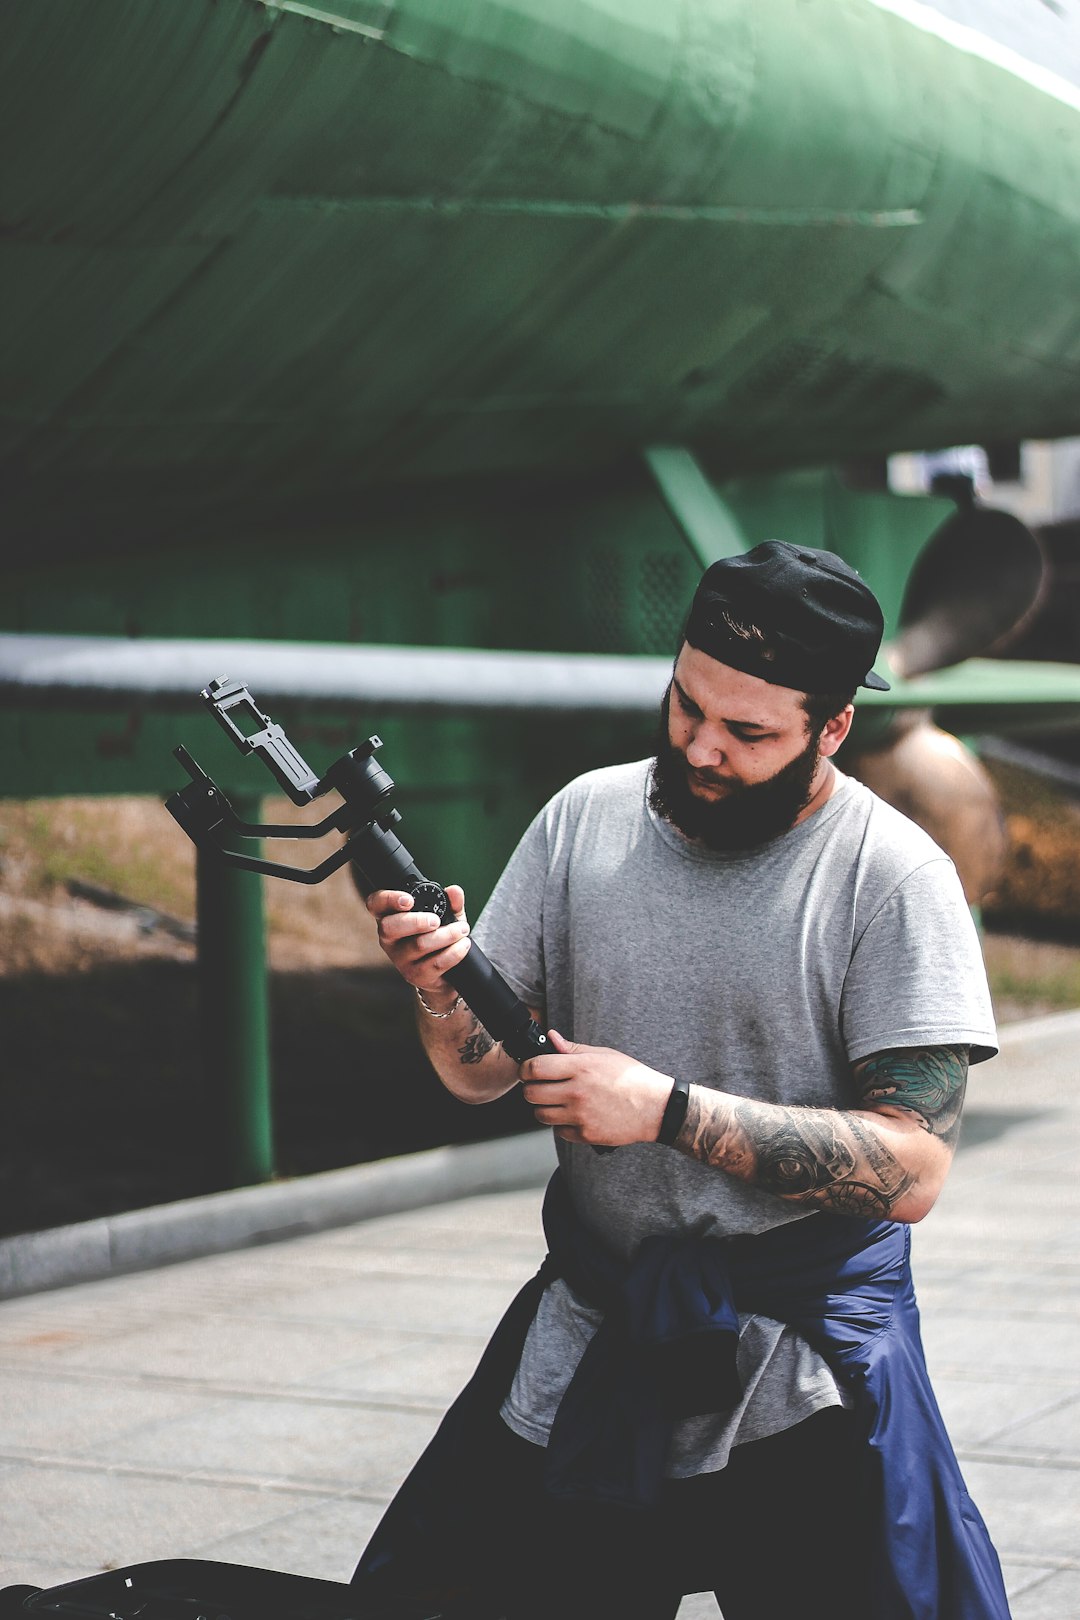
[353,542,1010,1620]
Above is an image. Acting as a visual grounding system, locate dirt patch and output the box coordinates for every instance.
[980,759,1080,934]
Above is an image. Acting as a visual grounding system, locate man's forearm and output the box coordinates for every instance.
[674,1091,925,1218]
[416,994,523,1103]
[671,1045,968,1224]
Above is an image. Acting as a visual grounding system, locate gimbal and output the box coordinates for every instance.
[165,678,554,1068]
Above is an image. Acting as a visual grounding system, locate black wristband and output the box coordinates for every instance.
[656,1076,691,1146]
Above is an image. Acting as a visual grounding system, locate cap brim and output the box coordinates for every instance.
[862,670,891,692]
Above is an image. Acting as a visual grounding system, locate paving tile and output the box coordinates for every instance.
[932,1375,1080,1450]
[321,1191,546,1244]
[257,1272,523,1337]
[1008,1568,1080,1619]
[290,1243,538,1284]
[960,1456,1080,1566]
[0,1558,102,1596]
[0,1368,215,1452]
[676,1594,719,1616]
[983,1391,1080,1460]
[304,1334,488,1404]
[920,1313,1080,1382]
[0,1313,411,1387]
[184,1495,388,1584]
[95,1395,441,1497]
[0,1463,316,1570]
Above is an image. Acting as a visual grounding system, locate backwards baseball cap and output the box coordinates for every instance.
[683,540,890,694]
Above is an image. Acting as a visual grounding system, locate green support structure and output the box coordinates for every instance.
[195,794,273,1188]
[642,446,750,567]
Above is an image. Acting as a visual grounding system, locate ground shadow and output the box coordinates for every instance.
[957,1106,1052,1151]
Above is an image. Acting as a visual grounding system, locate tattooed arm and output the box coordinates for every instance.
[365,883,531,1104]
[519,1035,969,1219]
[415,995,540,1104]
[675,1046,970,1223]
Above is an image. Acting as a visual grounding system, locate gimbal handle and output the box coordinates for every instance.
[345,819,554,1066]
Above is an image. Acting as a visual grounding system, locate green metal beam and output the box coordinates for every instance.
[195,795,273,1189]
[642,446,749,568]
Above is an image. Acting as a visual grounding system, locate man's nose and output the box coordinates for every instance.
[685,725,726,768]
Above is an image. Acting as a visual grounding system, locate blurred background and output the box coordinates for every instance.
[4,0,1080,1239]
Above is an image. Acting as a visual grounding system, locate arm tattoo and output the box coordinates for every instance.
[457,1013,495,1066]
[853,1045,969,1148]
[679,1045,969,1219]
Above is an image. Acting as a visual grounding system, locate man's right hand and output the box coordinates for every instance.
[365,885,472,1007]
[365,885,521,1103]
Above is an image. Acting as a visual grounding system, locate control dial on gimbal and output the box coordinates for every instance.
[408,881,454,925]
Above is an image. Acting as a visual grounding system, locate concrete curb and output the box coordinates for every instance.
[4,1008,1078,1303]
[0,1130,557,1301]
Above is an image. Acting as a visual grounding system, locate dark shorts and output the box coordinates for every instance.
[478,1405,870,1620]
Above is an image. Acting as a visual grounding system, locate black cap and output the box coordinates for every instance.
[683,541,890,694]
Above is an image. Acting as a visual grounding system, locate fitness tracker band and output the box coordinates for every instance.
[656,1076,691,1146]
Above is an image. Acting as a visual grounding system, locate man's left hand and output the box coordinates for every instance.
[519,1030,674,1146]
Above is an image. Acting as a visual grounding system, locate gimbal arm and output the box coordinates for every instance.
[165,682,555,1066]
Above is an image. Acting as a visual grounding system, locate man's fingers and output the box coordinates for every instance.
[379,909,443,943]
[520,1052,576,1084]
[521,1080,574,1108]
[527,1101,572,1127]
[393,919,471,959]
[367,886,469,930]
[419,934,473,977]
[365,888,416,918]
[545,1028,577,1054]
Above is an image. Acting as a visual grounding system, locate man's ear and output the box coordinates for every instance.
[819,705,855,758]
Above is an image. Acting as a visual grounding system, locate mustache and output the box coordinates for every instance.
[686,764,739,790]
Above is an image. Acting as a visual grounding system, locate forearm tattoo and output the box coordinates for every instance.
[679,1045,969,1219]
[457,1013,495,1066]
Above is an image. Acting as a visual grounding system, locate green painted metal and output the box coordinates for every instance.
[711,469,957,643]
[6,0,1080,520]
[859,659,1080,734]
[642,447,750,567]
[196,795,273,1187]
[1,460,697,907]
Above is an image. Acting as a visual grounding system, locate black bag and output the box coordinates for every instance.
[0,1559,454,1619]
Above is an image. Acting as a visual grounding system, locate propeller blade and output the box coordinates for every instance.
[889,505,1046,678]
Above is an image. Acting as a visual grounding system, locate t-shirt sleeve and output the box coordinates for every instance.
[841,856,999,1065]
[471,806,553,1012]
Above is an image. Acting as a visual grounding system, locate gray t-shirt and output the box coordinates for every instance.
[473,760,997,1473]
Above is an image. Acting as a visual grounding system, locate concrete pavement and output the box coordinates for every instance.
[1,1010,1078,1617]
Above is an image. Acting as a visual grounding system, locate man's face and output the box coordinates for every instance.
[648,644,830,851]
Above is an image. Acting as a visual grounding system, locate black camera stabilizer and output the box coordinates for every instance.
[166,678,555,1068]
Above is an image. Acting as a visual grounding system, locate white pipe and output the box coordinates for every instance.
[0,634,671,717]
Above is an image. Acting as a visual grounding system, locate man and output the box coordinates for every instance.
[353,542,1010,1619]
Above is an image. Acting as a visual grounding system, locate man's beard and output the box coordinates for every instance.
[648,689,823,852]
